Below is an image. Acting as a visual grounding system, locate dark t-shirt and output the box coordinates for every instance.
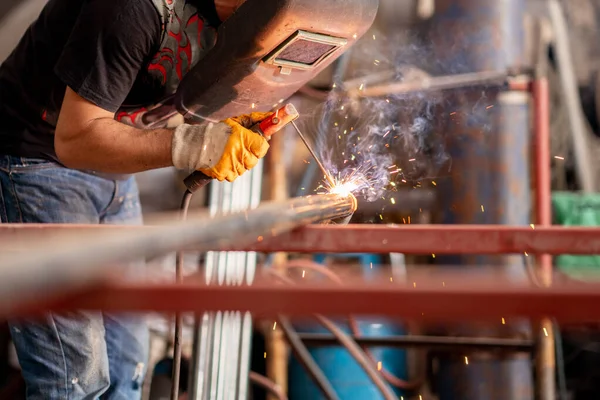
[0,0,218,161]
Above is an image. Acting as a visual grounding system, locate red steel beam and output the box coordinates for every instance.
[10,278,600,323]
[243,225,600,254]
[1,223,600,254]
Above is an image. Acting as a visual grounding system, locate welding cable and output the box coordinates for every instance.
[170,190,193,400]
[283,260,425,391]
[315,314,397,400]
[249,371,288,400]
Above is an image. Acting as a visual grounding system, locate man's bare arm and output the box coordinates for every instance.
[55,87,174,174]
[55,86,270,182]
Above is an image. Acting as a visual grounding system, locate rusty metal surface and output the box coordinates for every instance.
[2,224,600,254]
[8,276,600,323]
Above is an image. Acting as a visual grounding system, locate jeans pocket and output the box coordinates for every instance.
[10,158,61,172]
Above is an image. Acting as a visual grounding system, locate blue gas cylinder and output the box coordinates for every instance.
[288,317,407,399]
[288,254,407,399]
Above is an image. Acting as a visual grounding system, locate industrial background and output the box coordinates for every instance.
[1,0,600,399]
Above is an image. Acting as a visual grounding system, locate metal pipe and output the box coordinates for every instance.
[0,194,356,314]
[297,334,534,352]
[348,70,509,98]
[533,78,553,283]
[533,76,556,400]
[548,0,596,192]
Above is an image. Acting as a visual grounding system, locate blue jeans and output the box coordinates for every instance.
[0,156,149,399]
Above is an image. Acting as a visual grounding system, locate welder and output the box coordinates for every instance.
[0,0,264,398]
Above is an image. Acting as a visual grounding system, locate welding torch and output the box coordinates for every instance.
[183,103,301,193]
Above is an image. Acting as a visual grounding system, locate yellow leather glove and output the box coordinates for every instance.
[199,112,272,182]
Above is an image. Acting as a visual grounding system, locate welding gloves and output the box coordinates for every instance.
[171,112,272,182]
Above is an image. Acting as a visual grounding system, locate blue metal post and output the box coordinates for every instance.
[430,0,534,398]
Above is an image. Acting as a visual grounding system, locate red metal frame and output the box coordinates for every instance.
[10,278,600,323]
[2,224,599,254]
[3,76,594,321]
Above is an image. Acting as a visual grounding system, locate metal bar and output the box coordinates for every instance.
[16,280,600,323]
[0,194,355,315]
[548,0,596,192]
[534,77,554,284]
[533,75,556,400]
[348,70,509,98]
[3,224,600,255]
[234,225,600,254]
[297,333,534,352]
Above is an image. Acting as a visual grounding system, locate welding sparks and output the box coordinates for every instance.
[329,181,359,197]
[554,156,565,160]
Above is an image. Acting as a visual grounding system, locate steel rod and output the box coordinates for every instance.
[15,279,600,323]
[3,224,600,255]
[297,334,534,352]
[0,194,355,312]
[533,75,556,400]
[348,70,509,98]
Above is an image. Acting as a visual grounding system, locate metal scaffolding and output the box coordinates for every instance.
[1,73,599,400]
